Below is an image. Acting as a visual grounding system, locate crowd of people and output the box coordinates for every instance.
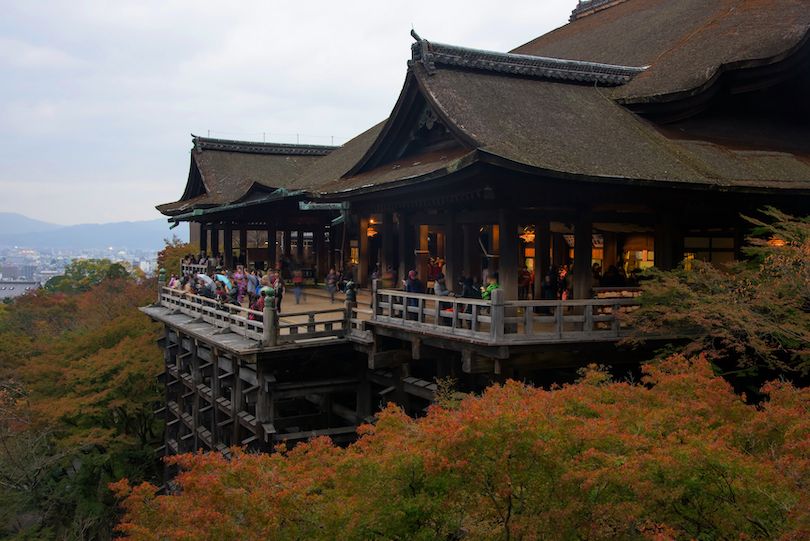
[169,252,640,320]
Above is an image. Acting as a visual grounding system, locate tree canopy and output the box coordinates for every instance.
[113,355,810,541]
[621,207,810,375]
[0,273,164,540]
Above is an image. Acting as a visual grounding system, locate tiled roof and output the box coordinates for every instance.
[410,38,645,86]
[570,0,628,21]
[194,136,336,156]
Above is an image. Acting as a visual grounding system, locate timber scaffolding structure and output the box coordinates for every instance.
[143,273,657,458]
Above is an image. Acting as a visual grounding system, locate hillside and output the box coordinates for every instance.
[0,214,189,251]
[0,212,64,236]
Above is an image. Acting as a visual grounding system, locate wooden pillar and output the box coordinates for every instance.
[553,232,568,268]
[359,217,369,287]
[573,210,593,300]
[239,228,248,266]
[282,229,291,258]
[296,230,304,261]
[533,219,550,299]
[315,224,326,283]
[398,212,413,287]
[199,223,208,255]
[266,226,276,271]
[381,212,394,273]
[463,224,477,280]
[498,209,519,301]
[446,215,463,290]
[231,357,244,446]
[418,224,429,283]
[224,224,234,270]
[603,231,618,270]
[210,349,220,446]
[654,214,677,271]
[211,227,220,259]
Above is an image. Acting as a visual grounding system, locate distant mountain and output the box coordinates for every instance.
[0,213,63,236]
[0,216,189,251]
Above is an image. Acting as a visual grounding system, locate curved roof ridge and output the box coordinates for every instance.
[570,0,629,21]
[410,39,646,86]
[191,135,337,157]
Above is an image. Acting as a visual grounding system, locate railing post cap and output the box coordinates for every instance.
[159,268,166,278]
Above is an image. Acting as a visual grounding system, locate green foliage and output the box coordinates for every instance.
[44,259,132,295]
[623,207,810,375]
[0,277,164,540]
[157,237,198,277]
[114,355,810,541]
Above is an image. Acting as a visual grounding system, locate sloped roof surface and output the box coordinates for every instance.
[157,138,335,215]
[417,65,810,189]
[290,122,388,192]
[511,0,810,101]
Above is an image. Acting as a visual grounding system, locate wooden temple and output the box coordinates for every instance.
[146,0,810,461]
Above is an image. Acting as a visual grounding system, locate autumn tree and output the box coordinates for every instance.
[0,275,164,540]
[157,236,198,277]
[622,207,810,375]
[113,355,810,541]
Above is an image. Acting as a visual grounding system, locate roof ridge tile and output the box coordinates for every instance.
[192,135,337,156]
[410,39,645,85]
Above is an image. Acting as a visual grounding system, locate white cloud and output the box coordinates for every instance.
[0,0,573,226]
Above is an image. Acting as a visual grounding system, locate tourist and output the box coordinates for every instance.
[325,268,337,303]
[246,269,259,306]
[481,272,501,301]
[405,269,425,320]
[434,273,454,297]
[292,269,305,304]
[274,272,286,313]
[518,266,532,299]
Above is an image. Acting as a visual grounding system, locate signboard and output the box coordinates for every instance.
[299,201,348,211]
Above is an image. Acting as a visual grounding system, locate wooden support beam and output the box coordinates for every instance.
[368,349,409,370]
[461,348,495,374]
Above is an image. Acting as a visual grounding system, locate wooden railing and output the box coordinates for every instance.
[160,287,264,341]
[181,262,215,276]
[372,287,639,345]
[159,287,357,346]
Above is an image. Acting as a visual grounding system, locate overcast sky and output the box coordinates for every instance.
[0,0,572,227]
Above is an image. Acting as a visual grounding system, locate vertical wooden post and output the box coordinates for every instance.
[418,224,429,284]
[239,228,248,266]
[231,356,244,446]
[314,224,326,284]
[533,219,550,299]
[573,210,593,300]
[654,213,677,271]
[266,226,277,272]
[372,279,381,319]
[344,281,357,335]
[381,212,394,274]
[199,223,208,255]
[158,268,166,304]
[359,217,369,287]
[397,212,412,289]
[498,209,519,301]
[296,229,304,261]
[446,214,463,292]
[490,288,505,342]
[211,227,221,261]
[224,224,233,270]
[262,290,277,347]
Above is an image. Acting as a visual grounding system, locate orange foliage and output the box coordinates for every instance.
[114,355,810,541]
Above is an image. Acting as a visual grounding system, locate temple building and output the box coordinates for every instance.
[147,0,810,459]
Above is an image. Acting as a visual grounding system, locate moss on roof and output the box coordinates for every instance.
[511,0,810,102]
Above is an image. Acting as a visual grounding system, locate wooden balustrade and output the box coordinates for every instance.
[158,284,640,349]
[159,287,356,346]
[372,288,638,345]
